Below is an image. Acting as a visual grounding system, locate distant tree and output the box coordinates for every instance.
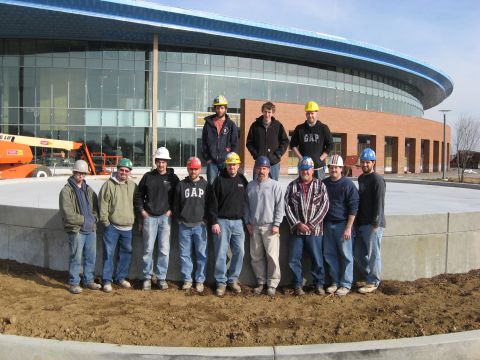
[453,114,480,182]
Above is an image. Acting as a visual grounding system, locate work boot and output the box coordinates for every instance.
[335,287,350,296]
[158,280,169,290]
[69,285,82,294]
[143,279,152,291]
[315,286,326,295]
[355,280,367,289]
[195,283,204,294]
[86,282,101,290]
[253,284,264,295]
[118,279,131,289]
[228,282,242,294]
[182,281,193,290]
[216,284,226,297]
[294,286,305,296]
[326,284,338,294]
[267,287,276,297]
[358,283,378,294]
[103,283,112,293]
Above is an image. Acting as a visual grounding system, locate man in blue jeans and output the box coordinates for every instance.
[354,148,386,294]
[173,157,209,293]
[322,155,359,297]
[285,156,329,296]
[59,160,100,294]
[99,158,137,293]
[207,152,248,297]
[135,147,179,291]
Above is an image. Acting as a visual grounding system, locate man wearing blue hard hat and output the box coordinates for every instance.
[354,148,386,294]
[285,156,330,296]
[245,156,284,297]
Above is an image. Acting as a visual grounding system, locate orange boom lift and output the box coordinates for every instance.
[0,133,114,179]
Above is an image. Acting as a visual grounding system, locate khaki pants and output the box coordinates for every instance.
[250,224,281,288]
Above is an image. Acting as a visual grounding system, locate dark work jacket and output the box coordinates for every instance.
[290,120,333,168]
[173,176,209,225]
[356,172,386,228]
[134,169,180,216]
[246,116,289,165]
[201,114,239,164]
[207,169,248,225]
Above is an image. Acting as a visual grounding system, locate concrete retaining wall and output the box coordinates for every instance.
[1,205,479,284]
[1,330,480,360]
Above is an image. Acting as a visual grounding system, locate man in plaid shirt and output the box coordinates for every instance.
[285,156,330,296]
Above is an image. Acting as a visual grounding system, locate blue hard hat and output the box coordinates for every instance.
[360,148,376,161]
[298,156,314,170]
[255,156,270,168]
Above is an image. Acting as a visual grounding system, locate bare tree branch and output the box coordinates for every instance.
[453,114,480,182]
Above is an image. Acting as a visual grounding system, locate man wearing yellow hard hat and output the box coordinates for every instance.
[201,95,239,184]
[290,101,333,179]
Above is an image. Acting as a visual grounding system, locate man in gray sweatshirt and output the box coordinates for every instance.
[245,156,284,297]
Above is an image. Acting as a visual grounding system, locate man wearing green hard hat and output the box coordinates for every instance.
[98,158,137,293]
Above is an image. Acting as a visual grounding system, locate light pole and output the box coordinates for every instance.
[439,109,451,180]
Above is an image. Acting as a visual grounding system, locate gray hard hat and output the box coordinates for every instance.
[73,160,89,174]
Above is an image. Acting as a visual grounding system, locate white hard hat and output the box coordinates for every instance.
[155,147,171,160]
[73,159,89,173]
[328,154,344,167]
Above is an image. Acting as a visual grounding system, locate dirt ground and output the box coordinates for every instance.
[0,259,479,348]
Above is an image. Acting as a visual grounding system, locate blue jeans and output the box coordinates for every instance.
[68,231,97,285]
[142,214,171,281]
[213,219,245,285]
[288,234,324,287]
[207,162,225,185]
[314,167,326,180]
[354,224,385,286]
[323,221,354,289]
[179,223,208,283]
[102,225,132,284]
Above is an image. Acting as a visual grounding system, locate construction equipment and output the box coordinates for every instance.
[0,133,119,179]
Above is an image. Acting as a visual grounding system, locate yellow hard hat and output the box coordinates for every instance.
[225,152,241,165]
[213,95,228,107]
[305,101,319,112]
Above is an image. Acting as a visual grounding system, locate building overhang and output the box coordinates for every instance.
[0,0,453,110]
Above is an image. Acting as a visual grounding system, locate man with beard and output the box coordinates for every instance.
[285,156,329,296]
[202,95,239,184]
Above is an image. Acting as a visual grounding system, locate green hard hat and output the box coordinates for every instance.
[117,158,133,170]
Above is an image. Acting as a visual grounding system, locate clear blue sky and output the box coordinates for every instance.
[147,0,479,128]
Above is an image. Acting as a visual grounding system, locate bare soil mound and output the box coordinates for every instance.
[0,260,479,347]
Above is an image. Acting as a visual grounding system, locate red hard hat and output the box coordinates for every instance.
[187,156,202,169]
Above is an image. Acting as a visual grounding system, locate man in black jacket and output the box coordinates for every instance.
[201,95,239,184]
[290,100,333,179]
[134,146,179,291]
[173,156,209,294]
[207,152,248,297]
[246,101,289,180]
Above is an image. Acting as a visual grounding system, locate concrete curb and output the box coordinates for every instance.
[1,330,480,359]
[383,178,480,190]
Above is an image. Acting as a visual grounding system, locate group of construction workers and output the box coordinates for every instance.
[59,95,386,298]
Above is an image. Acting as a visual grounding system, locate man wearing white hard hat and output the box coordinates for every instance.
[59,160,100,294]
[322,155,359,297]
[134,147,179,291]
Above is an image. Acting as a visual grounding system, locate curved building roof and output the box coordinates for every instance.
[0,0,453,110]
